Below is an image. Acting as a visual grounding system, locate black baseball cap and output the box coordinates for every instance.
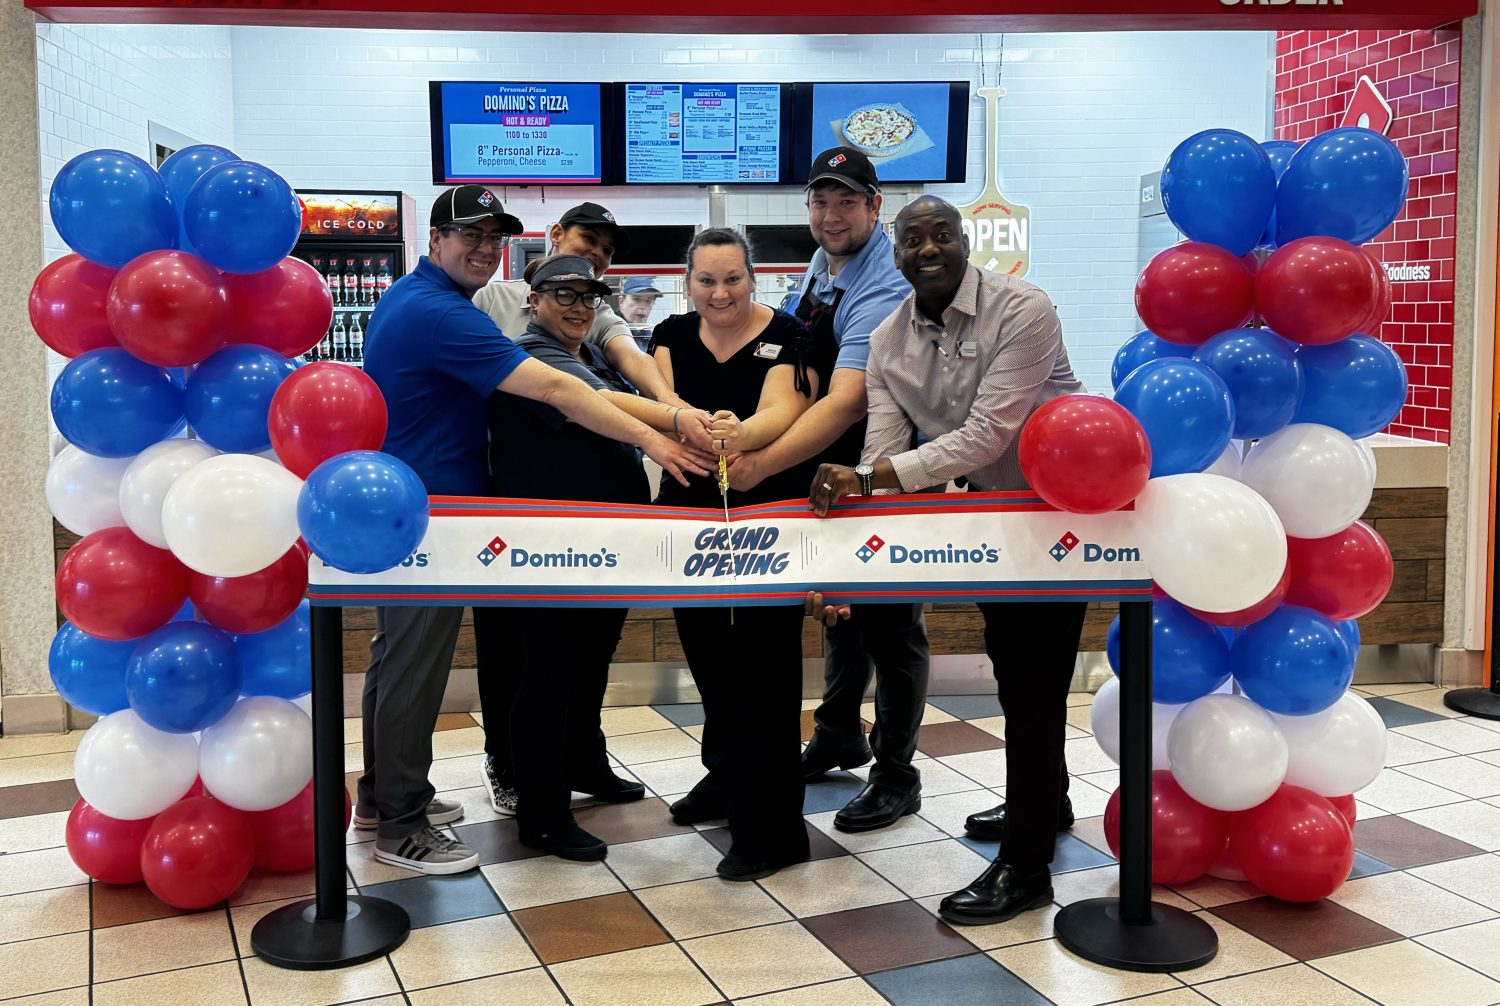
[430,185,523,234]
[558,202,632,254]
[805,146,881,196]
[528,255,612,297]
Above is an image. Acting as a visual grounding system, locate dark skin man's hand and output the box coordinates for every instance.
[804,591,852,626]
[808,463,861,517]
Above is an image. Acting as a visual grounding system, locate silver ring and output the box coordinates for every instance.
[821,482,834,491]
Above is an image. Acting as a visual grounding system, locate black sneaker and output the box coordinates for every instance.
[519,822,607,862]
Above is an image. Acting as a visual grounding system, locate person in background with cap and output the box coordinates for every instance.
[356,186,712,876]
[618,275,664,350]
[716,147,932,837]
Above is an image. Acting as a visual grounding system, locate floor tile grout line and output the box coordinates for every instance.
[1404,928,1500,991]
[220,900,254,1006]
[1304,941,1479,1003]
[1384,864,1500,918]
[1194,961,1381,1005]
[0,981,92,1003]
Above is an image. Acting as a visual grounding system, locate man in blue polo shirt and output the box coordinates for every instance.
[355,185,710,875]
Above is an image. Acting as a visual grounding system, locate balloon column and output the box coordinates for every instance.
[1023,126,1408,904]
[41,146,414,908]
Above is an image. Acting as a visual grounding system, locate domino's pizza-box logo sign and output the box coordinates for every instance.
[477,535,507,567]
[479,533,620,569]
[855,534,884,564]
[1048,531,1140,564]
[1049,531,1080,563]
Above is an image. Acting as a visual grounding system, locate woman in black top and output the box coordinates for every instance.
[649,228,836,880]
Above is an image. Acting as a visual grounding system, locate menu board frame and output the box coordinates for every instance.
[613,82,797,186]
[791,80,971,186]
[429,80,611,186]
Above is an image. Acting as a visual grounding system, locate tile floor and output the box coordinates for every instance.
[2,684,1500,1005]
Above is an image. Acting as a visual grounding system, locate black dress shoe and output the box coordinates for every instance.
[833,783,921,833]
[801,735,873,781]
[519,822,607,862]
[573,772,646,803]
[964,796,1075,842]
[669,776,728,825]
[938,861,1053,925]
[716,850,810,882]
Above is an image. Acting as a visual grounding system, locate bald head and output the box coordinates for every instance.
[894,195,962,238]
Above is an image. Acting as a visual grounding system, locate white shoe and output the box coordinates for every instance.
[373,826,479,875]
[353,797,466,831]
[480,755,519,817]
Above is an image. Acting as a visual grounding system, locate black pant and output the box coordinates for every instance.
[978,600,1087,869]
[507,607,622,834]
[675,604,809,865]
[811,603,930,792]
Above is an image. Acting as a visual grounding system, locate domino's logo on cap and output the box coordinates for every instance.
[477,189,494,207]
[828,153,847,167]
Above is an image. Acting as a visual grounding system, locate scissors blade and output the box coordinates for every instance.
[720,455,735,625]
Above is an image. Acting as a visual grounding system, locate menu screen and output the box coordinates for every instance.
[430,81,604,185]
[623,83,787,184]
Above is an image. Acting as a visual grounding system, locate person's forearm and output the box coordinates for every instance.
[600,389,678,433]
[735,401,807,452]
[539,372,659,448]
[748,392,866,472]
[607,339,677,403]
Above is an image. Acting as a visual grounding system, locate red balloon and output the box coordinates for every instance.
[1134,242,1255,346]
[222,258,335,357]
[267,363,389,479]
[246,781,352,872]
[65,798,154,885]
[1103,772,1232,885]
[106,250,229,367]
[1357,249,1392,334]
[56,527,190,641]
[1256,237,1381,346]
[1285,521,1393,621]
[1018,395,1151,514]
[140,796,254,909]
[1327,794,1357,829]
[29,254,119,358]
[1230,785,1354,903]
[1185,560,1290,628]
[189,545,308,634]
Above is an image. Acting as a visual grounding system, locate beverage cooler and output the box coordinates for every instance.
[291,189,420,367]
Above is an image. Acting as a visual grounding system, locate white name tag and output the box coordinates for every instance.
[958,341,978,359]
[753,342,783,360]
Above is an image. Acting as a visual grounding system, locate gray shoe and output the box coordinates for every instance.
[353,797,466,831]
[373,826,479,875]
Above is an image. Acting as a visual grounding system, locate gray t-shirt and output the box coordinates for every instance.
[472,279,633,353]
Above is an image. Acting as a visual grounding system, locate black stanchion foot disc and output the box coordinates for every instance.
[251,896,410,970]
[1443,688,1500,721]
[1055,898,1218,973]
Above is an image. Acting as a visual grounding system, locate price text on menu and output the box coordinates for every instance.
[625,83,782,184]
[440,81,603,184]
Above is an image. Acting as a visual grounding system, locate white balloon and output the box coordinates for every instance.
[1356,438,1378,483]
[1135,473,1287,613]
[1090,676,1181,771]
[1167,694,1288,812]
[118,439,220,548]
[45,445,131,536]
[74,709,199,820]
[161,454,302,577]
[1202,442,1243,481]
[199,696,313,811]
[292,692,313,716]
[1239,424,1374,539]
[1274,691,1387,797]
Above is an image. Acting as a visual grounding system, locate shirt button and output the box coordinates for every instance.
[942,366,949,374]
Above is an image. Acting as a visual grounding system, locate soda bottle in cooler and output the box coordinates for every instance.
[343,258,359,308]
[360,258,376,306]
[375,256,392,302]
[332,314,348,362]
[318,317,334,361]
[349,314,364,364]
[324,259,341,307]
[310,254,326,296]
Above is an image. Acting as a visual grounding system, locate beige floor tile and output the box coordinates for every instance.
[430,726,487,760]
[1197,962,1378,1006]
[636,877,790,940]
[0,932,89,1000]
[550,942,721,1006]
[684,921,852,1000]
[627,756,708,798]
[428,753,485,792]
[990,938,1181,1006]
[1354,799,1390,821]
[1080,769,1120,793]
[1415,917,1500,979]
[1356,767,1470,813]
[408,967,565,1005]
[1313,939,1500,1006]
[605,729,701,766]
[1385,731,1457,767]
[805,808,948,854]
[1051,865,1198,913]
[919,705,958,725]
[391,913,538,990]
[0,847,87,897]
[344,741,364,774]
[915,789,1004,838]
[94,911,237,982]
[913,893,1060,951]
[600,706,676,736]
[1066,706,1094,732]
[1066,779,1114,820]
[342,718,362,743]
[0,887,89,945]
[0,989,91,1006]
[909,758,991,798]
[1380,688,1464,717]
[242,954,399,1005]
[1327,871,1496,936]
[967,714,1005,738]
[683,724,705,743]
[737,977,889,1005]
[227,869,316,908]
[1410,854,1500,911]
[0,753,78,787]
[1474,749,1500,768]
[1063,737,1120,776]
[856,838,991,898]
[1405,800,1500,851]
[1067,691,1097,707]
[1123,993,1214,1005]
[437,783,504,827]
[230,896,307,948]
[347,841,430,887]
[934,750,1006,788]
[1358,683,1442,698]
[0,812,71,855]
[481,857,624,911]
[94,961,247,1006]
[1462,716,1500,735]
[1394,719,1500,755]
[1169,911,1293,984]
[1168,875,1264,910]
[1396,756,1500,799]
[755,855,905,917]
[0,733,85,760]
[603,832,725,890]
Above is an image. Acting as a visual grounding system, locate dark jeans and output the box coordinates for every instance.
[811,603,930,792]
[978,600,1087,869]
[675,604,809,865]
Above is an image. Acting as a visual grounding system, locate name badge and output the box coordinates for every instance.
[753,342,783,360]
[958,341,978,359]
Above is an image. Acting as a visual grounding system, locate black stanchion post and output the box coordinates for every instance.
[251,605,411,970]
[1054,597,1218,972]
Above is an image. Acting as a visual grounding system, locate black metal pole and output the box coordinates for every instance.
[1444,412,1500,720]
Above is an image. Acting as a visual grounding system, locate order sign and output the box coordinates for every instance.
[308,493,1151,608]
[434,81,603,185]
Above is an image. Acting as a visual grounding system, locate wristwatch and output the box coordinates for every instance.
[855,463,875,496]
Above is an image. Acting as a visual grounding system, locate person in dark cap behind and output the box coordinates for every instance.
[618,275,664,347]
[355,187,713,875]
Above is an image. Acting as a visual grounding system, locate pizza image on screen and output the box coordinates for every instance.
[841,103,918,157]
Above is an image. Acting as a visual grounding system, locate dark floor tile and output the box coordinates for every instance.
[698,821,849,862]
[865,952,1048,1006]
[361,870,504,927]
[1209,896,1402,960]
[1347,851,1397,880]
[512,891,670,964]
[434,712,479,732]
[803,900,974,975]
[803,773,867,814]
[452,819,545,866]
[0,779,80,820]
[572,797,693,845]
[1366,696,1447,729]
[652,703,707,728]
[916,722,1005,758]
[927,695,1004,722]
[91,882,199,928]
[1353,815,1487,869]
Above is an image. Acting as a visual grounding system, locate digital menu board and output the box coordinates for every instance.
[429,81,605,185]
[795,81,970,185]
[622,83,792,185]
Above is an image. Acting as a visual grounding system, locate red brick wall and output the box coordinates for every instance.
[1274,26,1462,444]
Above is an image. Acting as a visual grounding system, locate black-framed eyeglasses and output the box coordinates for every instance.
[541,287,603,309]
[441,226,511,250]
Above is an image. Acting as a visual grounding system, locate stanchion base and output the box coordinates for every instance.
[251,896,410,970]
[1444,688,1500,721]
[1055,898,1218,973]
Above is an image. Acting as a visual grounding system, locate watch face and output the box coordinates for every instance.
[856,464,874,476]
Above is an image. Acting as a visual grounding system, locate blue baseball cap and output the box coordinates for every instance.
[621,276,662,296]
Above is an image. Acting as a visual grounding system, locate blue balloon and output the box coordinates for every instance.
[235,601,311,699]
[1160,129,1277,257]
[171,601,198,622]
[1192,328,1304,440]
[51,348,184,458]
[184,344,296,453]
[183,160,302,274]
[125,621,242,733]
[159,144,238,254]
[48,149,176,268]
[1105,598,1232,704]
[1259,139,1301,248]
[1113,358,1234,477]
[49,621,133,717]
[1276,128,1409,246]
[299,451,430,574]
[1335,618,1361,664]
[1111,330,1186,391]
[1231,604,1354,716]
[1293,335,1409,439]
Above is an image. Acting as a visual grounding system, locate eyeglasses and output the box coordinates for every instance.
[540,287,603,309]
[441,226,512,250]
